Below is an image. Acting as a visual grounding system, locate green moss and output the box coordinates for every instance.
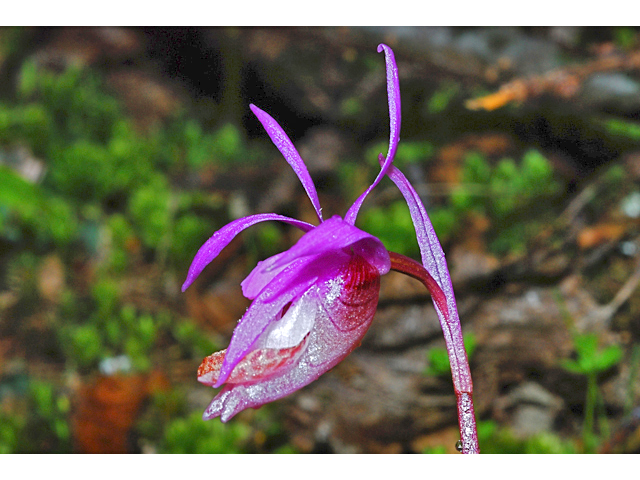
[172,320,218,359]
[359,199,420,258]
[160,411,250,454]
[169,213,214,270]
[0,34,294,454]
[476,420,577,454]
[0,165,78,248]
[128,177,172,250]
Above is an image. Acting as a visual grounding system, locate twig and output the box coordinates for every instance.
[467,49,640,111]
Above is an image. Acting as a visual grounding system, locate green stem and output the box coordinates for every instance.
[584,373,598,453]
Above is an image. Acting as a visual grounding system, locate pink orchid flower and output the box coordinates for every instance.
[183,44,479,453]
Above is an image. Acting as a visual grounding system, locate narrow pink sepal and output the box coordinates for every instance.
[181,213,314,292]
[344,43,401,225]
[250,104,324,223]
[382,157,471,392]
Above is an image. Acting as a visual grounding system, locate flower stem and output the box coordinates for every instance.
[389,252,479,453]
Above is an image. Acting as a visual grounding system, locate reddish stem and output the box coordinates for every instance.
[389,251,479,454]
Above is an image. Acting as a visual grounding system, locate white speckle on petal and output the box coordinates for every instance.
[260,291,317,349]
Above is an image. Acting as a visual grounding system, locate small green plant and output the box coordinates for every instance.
[475,420,577,454]
[561,333,623,453]
[452,149,559,220]
[159,411,251,454]
[451,149,560,255]
[0,380,74,454]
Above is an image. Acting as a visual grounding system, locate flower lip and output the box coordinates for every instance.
[213,218,390,387]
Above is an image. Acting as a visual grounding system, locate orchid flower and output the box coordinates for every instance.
[182,44,479,453]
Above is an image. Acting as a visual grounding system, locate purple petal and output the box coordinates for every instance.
[256,289,317,349]
[250,104,324,223]
[215,250,350,387]
[344,44,401,225]
[181,213,315,292]
[204,250,381,422]
[381,159,448,288]
[242,217,390,300]
[269,216,390,276]
[382,159,471,392]
[217,218,389,386]
[316,251,381,332]
[240,249,292,300]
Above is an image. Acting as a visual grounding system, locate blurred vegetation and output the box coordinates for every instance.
[561,333,623,453]
[359,147,561,257]
[473,420,578,454]
[0,37,292,453]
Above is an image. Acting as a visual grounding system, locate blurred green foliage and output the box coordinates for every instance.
[562,333,623,376]
[0,53,274,453]
[365,140,435,170]
[360,200,420,258]
[422,444,448,454]
[613,27,638,50]
[136,387,251,454]
[421,420,578,454]
[447,149,559,255]
[427,83,460,114]
[359,147,560,258]
[475,420,577,454]
[0,379,71,454]
[159,411,250,454]
[0,58,233,269]
[0,410,24,454]
[604,118,640,141]
[58,289,217,373]
[452,149,559,220]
